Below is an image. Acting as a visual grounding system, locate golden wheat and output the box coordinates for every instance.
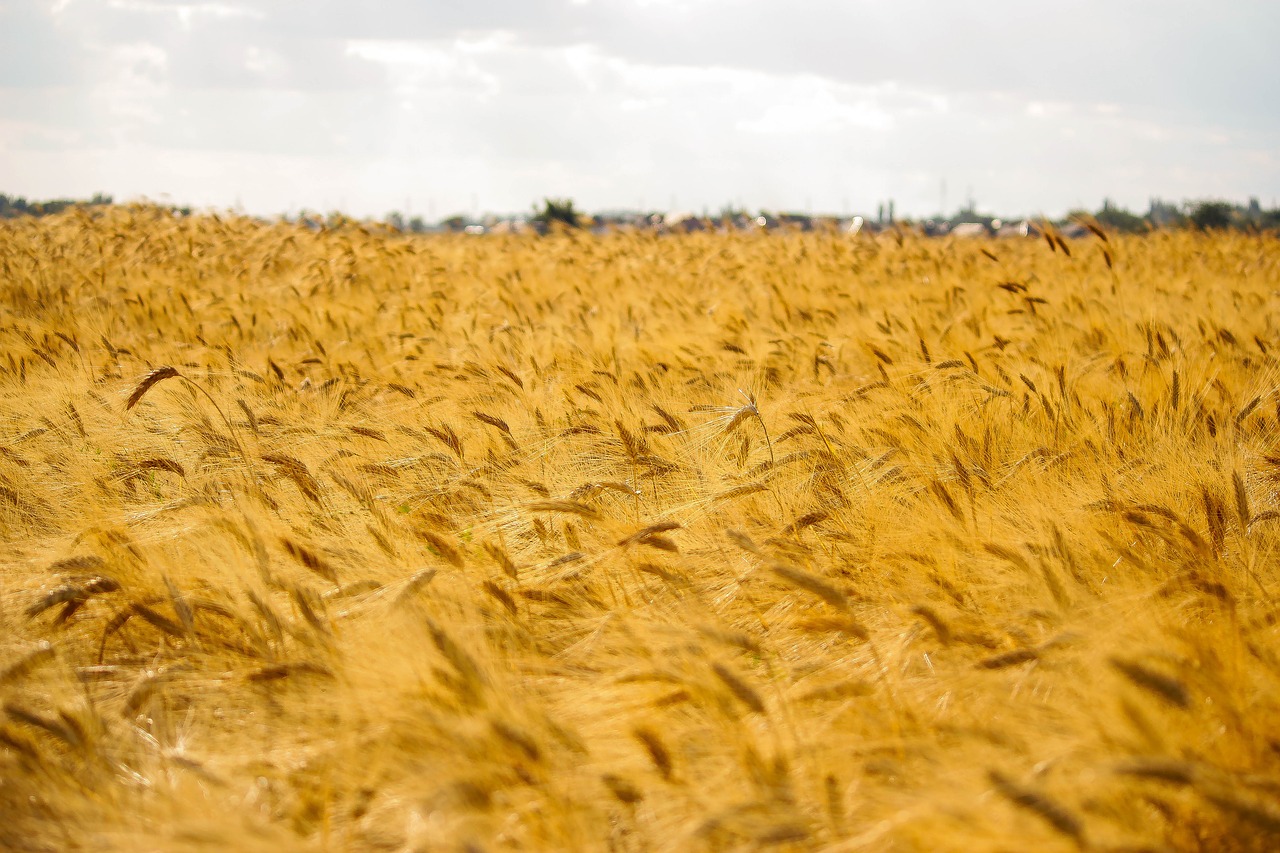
[0,206,1276,851]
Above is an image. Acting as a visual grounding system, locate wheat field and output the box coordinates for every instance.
[1,207,1278,852]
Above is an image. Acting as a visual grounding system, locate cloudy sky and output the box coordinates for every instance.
[2,0,1278,219]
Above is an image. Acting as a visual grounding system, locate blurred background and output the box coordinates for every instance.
[2,0,1277,222]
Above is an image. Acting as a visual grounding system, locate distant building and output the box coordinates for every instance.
[995,220,1040,238]
[663,211,707,232]
[950,222,988,238]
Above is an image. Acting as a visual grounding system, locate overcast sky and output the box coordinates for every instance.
[2,0,1278,219]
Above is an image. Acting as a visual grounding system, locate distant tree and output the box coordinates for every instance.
[1147,198,1185,228]
[1187,200,1235,231]
[441,215,468,232]
[1252,206,1280,233]
[408,216,427,233]
[1094,200,1147,233]
[386,211,406,232]
[533,197,580,230]
[949,208,995,226]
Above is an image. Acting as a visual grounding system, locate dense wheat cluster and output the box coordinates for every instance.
[1,207,1278,852]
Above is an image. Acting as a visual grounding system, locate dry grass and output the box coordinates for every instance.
[1,206,1278,851]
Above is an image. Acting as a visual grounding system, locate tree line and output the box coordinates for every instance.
[4,192,1279,233]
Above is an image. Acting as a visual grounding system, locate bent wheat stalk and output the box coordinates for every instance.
[125,365,251,468]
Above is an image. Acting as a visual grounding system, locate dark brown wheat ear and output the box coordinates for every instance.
[123,365,251,468]
[125,366,181,411]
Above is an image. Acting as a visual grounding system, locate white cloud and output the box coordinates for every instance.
[242,44,284,77]
[345,38,502,100]
[104,1,263,29]
[0,118,82,152]
[96,41,169,133]
[736,78,945,135]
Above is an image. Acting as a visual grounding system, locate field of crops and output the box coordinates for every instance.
[1,208,1278,851]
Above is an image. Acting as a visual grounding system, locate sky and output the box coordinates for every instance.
[2,0,1278,220]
